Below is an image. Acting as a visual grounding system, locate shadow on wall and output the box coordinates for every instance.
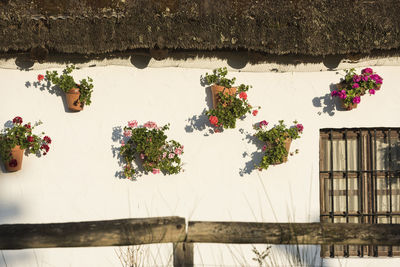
[239,128,264,176]
[24,77,76,113]
[312,83,347,116]
[184,76,214,136]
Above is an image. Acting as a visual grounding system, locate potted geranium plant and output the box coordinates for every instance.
[0,116,51,172]
[120,120,184,179]
[203,67,259,132]
[331,67,383,110]
[254,120,303,171]
[38,65,94,111]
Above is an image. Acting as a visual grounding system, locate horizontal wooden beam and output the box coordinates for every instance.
[0,216,186,250]
[187,222,400,246]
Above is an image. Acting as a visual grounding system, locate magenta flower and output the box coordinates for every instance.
[296,124,304,132]
[362,75,369,82]
[338,91,347,99]
[352,83,360,89]
[362,68,373,74]
[331,90,338,97]
[352,96,361,104]
[262,145,267,151]
[369,89,375,95]
[259,120,268,127]
[353,75,361,83]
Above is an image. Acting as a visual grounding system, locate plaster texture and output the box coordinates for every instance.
[0,65,399,266]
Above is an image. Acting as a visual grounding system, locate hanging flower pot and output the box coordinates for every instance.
[211,84,237,109]
[203,67,260,132]
[119,120,184,179]
[37,65,94,112]
[254,120,303,171]
[0,116,52,172]
[65,87,83,111]
[5,145,24,172]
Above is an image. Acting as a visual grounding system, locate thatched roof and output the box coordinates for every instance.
[0,0,399,56]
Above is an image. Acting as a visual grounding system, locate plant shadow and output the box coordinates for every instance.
[239,128,265,176]
[25,80,76,113]
[184,79,214,136]
[111,126,144,180]
[312,83,346,116]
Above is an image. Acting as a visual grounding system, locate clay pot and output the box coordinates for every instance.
[340,99,357,111]
[211,84,237,109]
[65,88,83,111]
[5,146,24,172]
[274,138,292,164]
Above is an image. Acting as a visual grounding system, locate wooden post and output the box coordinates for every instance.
[0,216,186,249]
[173,242,194,267]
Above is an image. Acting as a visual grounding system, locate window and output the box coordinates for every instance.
[320,128,400,257]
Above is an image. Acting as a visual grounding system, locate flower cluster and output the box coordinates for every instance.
[120,121,184,179]
[331,68,383,109]
[254,120,303,171]
[204,68,259,132]
[0,116,51,166]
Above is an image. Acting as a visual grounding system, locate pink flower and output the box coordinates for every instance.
[120,140,125,146]
[209,115,218,126]
[162,152,167,158]
[37,74,44,81]
[239,92,247,100]
[262,145,267,151]
[174,148,183,155]
[362,68,373,74]
[143,121,158,129]
[152,168,160,174]
[140,153,145,160]
[252,110,258,116]
[168,153,175,159]
[369,89,375,95]
[123,130,132,137]
[128,120,138,128]
[296,124,304,133]
[259,120,268,127]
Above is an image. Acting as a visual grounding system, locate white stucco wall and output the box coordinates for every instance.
[0,63,399,266]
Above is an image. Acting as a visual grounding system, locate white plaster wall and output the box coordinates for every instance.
[0,65,399,266]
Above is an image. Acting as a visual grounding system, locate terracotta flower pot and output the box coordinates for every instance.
[211,84,237,109]
[65,88,83,111]
[4,145,24,172]
[340,99,357,111]
[273,138,292,164]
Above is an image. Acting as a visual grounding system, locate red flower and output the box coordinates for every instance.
[27,136,34,142]
[37,74,44,81]
[252,110,258,116]
[40,144,50,153]
[24,124,31,129]
[12,116,23,124]
[43,136,52,144]
[8,159,17,167]
[239,92,247,100]
[209,115,218,126]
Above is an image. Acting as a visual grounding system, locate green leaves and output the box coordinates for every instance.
[45,65,94,106]
[204,67,236,88]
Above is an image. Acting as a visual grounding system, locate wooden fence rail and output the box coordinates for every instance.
[0,216,186,249]
[1,217,400,266]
